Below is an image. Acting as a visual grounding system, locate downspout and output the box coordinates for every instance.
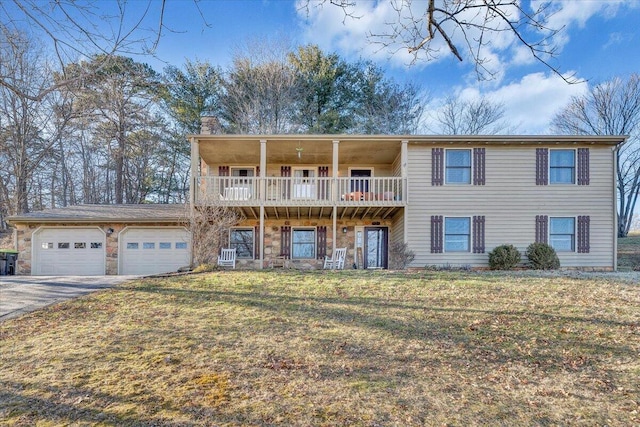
[612,143,620,271]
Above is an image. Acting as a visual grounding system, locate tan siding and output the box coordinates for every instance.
[390,209,405,246]
[406,145,616,268]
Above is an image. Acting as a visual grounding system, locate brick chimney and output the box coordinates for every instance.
[200,115,221,134]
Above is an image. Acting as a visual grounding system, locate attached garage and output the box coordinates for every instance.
[7,204,190,276]
[119,227,191,275]
[32,227,106,275]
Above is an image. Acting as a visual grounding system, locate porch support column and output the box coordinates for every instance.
[189,137,199,269]
[260,205,265,269]
[401,140,409,246]
[189,137,199,215]
[332,140,340,253]
[260,140,267,269]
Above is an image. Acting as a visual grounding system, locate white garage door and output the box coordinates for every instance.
[33,228,106,275]
[120,228,191,275]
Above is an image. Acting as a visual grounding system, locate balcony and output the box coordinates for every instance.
[196,176,406,209]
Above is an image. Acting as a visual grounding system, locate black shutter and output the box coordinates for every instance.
[536,148,548,185]
[318,166,329,200]
[535,215,548,243]
[317,226,327,259]
[577,148,590,185]
[432,148,444,186]
[577,216,590,253]
[254,226,260,260]
[281,166,291,199]
[473,216,485,253]
[431,215,443,253]
[280,226,291,258]
[473,148,485,185]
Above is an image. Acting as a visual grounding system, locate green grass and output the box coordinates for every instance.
[1,270,638,426]
[618,232,640,271]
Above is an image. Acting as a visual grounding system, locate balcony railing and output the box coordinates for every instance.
[197,176,405,206]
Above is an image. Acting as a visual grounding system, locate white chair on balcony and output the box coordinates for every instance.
[323,247,347,270]
[217,248,236,269]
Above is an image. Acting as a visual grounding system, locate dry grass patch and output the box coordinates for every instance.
[619,233,640,271]
[1,271,638,426]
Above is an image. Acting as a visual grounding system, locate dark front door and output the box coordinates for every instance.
[350,169,371,193]
[364,227,388,269]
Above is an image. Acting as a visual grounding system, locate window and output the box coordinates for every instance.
[58,242,70,249]
[230,228,254,259]
[143,242,155,249]
[446,149,471,184]
[292,228,315,259]
[74,242,86,249]
[159,242,171,249]
[42,242,53,249]
[550,217,575,252]
[127,242,139,249]
[550,150,575,184]
[176,242,187,249]
[444,217,470,252]
[90,242,102,249]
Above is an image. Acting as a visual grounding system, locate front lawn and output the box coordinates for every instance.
[1,271,638,426]
[619,232,640,271]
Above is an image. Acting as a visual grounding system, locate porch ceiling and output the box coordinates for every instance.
[233,205,402,221]
[196,137,403,166]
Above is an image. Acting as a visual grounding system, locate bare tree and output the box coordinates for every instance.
[434,95,510,134]
[0,0,176,101]
[222,38,300,134]
[0,31,62,215]
[552,74,640,237]
[188,198,244,267]
[300,0,576,83]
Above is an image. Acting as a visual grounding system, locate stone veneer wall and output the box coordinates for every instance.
[232,218,393,269]
[14,222,185,275]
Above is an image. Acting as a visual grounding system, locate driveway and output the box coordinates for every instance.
[0,276,139,321]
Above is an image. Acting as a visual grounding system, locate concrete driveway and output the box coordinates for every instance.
[0,276,139,321]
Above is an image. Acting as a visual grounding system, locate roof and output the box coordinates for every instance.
[190,134,627,166]
[188,134,627,146]
[6,204,188,224]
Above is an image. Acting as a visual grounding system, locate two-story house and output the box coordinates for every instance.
[7,129,625,275]
[189,131,624,271]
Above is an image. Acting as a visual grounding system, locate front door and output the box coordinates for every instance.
[364,227,388,269]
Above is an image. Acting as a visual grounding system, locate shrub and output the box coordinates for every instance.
[388,241,415,269]
[488,244,521,270]
[526,242,560,270]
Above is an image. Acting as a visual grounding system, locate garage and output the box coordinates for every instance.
[119,227,191,275]
[32,227,106,275]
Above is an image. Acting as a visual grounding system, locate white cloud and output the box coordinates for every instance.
[296,1,636,84]
[426,72,589,134]
[486,72,589,133]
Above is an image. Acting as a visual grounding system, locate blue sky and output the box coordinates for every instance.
[130,0,640,134]
[7,0,639,134]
